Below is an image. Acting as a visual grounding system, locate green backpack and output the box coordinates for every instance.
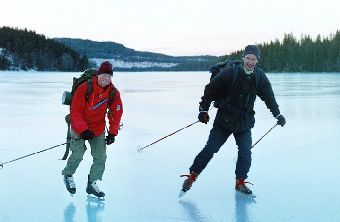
[62,68,97,106]
[61,69,116,160]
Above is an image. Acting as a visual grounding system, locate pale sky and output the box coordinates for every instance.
[1,0,339,56]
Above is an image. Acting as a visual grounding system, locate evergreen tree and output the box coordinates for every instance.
[0,26,89,71]
[224,31,340,72]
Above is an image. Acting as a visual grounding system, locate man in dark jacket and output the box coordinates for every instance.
[181,45,286,196]
[62,61,123,198]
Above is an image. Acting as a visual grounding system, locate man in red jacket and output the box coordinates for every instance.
[62,61,123,198]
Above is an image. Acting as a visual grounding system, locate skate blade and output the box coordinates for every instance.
[87,194,105,201]
[178,190,186,198]
[236,191,256,199]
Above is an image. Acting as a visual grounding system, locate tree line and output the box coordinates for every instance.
[1,26,339,72]
[0,27,88,71]
[222,31,340,72]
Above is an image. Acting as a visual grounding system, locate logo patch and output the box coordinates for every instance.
[116,105,121,111]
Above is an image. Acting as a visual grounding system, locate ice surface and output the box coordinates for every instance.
[0,71,339,222]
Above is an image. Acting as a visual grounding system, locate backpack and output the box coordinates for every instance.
[61,69,116,160]
[209,58,242,82]
[209,59,242,108]
[209,59,264,115]
[209,58,263,90]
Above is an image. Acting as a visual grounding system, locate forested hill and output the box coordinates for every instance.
[54,38,181,62]
[0,26,218,72]
[0,27,89,71]
[222,32,340,72]
[1,26,339,72]
[54,38,218,71]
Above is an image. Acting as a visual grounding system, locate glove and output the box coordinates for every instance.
[80,129,95,140]
[276,114,286,127]
[105,133,115,145]
[198,111,209,124]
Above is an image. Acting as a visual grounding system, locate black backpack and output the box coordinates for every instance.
[209,59,242,108]
[209,58,264,114]
[61,69,116,160]
[209,58,242,81]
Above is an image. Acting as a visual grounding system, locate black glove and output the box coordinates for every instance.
[105,133,115,145]
[276,114,286,127]
[80,129,95,140]
[198,111,210,124]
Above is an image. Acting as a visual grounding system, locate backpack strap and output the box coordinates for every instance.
[217,63,243,114]
[229,62,238,90]
[84,79,116,107]
[226,63,240,102]
[85,78,93,102]
[106,86,117,134]
[108,86,116,107]
[61,114,71,160]
[61,121,71,160]
[254,67,263,92]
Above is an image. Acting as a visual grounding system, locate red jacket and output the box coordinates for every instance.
[70,76,123,137]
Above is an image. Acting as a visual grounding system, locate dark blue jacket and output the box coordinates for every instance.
[199,65,280,132]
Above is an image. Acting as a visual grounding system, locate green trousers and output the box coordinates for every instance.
[62,128,107,183]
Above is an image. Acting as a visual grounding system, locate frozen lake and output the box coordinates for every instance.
[0,71,340,222]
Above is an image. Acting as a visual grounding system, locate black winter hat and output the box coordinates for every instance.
[242,45,260,61]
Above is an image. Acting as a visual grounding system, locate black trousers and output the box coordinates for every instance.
[189,123,252,179]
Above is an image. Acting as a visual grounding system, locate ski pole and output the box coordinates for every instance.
[230,123,278,164]
[137,120,200,153]
[0,138,80,168]
[251,123,278,149]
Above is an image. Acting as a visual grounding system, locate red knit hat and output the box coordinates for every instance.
[97,61,113,75]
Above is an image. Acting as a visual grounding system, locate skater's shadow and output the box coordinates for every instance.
[63,202,76,222]
[86,197,105,222]
[179,200,207,222]
[234,192,256,222]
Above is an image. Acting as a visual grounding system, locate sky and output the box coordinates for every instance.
[1,0,339,56]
